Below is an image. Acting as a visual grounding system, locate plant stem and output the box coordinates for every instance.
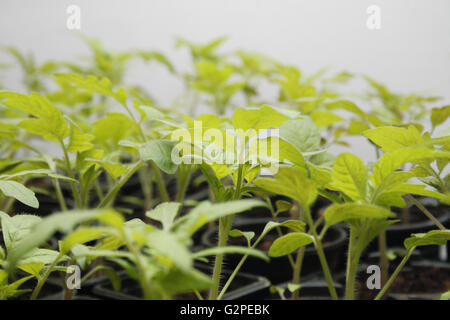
[291,246,306,300]
[176,166,192,203]
[374,249,413,300]
[303,206,338,300]
[53,178,67,211]
[406,194,446,230]
[209,215,234,300]
[345,228,357,300]
[150,161,169,202]
[98,160,145,209]
[378,230,389,288]
[60,140,82,209]
[210,164,244,300]
[138,165,152,212]
[31,252,63,300]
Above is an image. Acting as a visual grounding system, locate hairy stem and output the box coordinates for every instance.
[406,194,446,230]
[375,249,413,300]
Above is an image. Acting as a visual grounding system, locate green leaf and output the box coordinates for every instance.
[287,283,301,293]
[192,246,268,262]
[363,126,423,152]
[330,153,367,201]
[440,290,450,300]
[254,167,317,207]
[17,262,44,277]
[61,227,109,254]
[157,267,212,294]
[280,118,320,153]
[176,200,266,236]
[0,92,69,142]
[258,220,306,244]
[146,202,181,231]
[268,232,314,257]
[324,203,395,227]
[310,111,343,127]
[431,105,450,127]
[372,147,450,187]
[147,230,192,270]
[324,99,366,118]
[229,229,255,246]
[54,73,126,105]
[0,213,41,251]
[137,140,178,174]
[6,210,118,268]
[0,180,39,208]
[67,126,94,153]
[233,105,292,131]
[275,200,293,214]
[404,230,450,251]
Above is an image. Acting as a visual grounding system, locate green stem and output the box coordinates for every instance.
[374,249,413,300]
[209,215,234,300]
[406,194,446,230]
[31,252,63,300]
[98,161,145,209]
[304,205,338,300]
[210,164,244,300]
[378,230,389,287]
[345,228,358,300]
[60,140,82,209]
[291,246,306,300]
[176,167,191,203]
[53,178,68,211]
[151,161,169,202]
[138,165,152,212]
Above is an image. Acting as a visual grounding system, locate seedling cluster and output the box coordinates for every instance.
[0,36,449,300]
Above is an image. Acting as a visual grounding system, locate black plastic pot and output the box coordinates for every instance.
[201,218,348,284]
[262,279,344,300]
[366,198,450,259]
[386,260,450,300]
[92,264,270,300]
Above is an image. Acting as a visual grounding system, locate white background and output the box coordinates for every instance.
[1,0,449,161]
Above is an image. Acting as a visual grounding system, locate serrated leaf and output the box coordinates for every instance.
[330,153,367,201]
[254,167,317,207]
[363,126,423,152]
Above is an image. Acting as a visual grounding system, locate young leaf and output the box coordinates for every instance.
[372,147,450,187]
[268,232,314,257]
[192,246,269,262]
[363,126,423,153]
[324,203,395,227]
[280,118,321,153]
[404,230,450,251]
[146,202,181,231]
[254,167,317,208]
[136,140,178,174]
[330,153,367,201]
[229,229,255,246]
[0,181,39,208]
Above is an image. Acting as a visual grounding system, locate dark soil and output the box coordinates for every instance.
[355,264,450,300]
